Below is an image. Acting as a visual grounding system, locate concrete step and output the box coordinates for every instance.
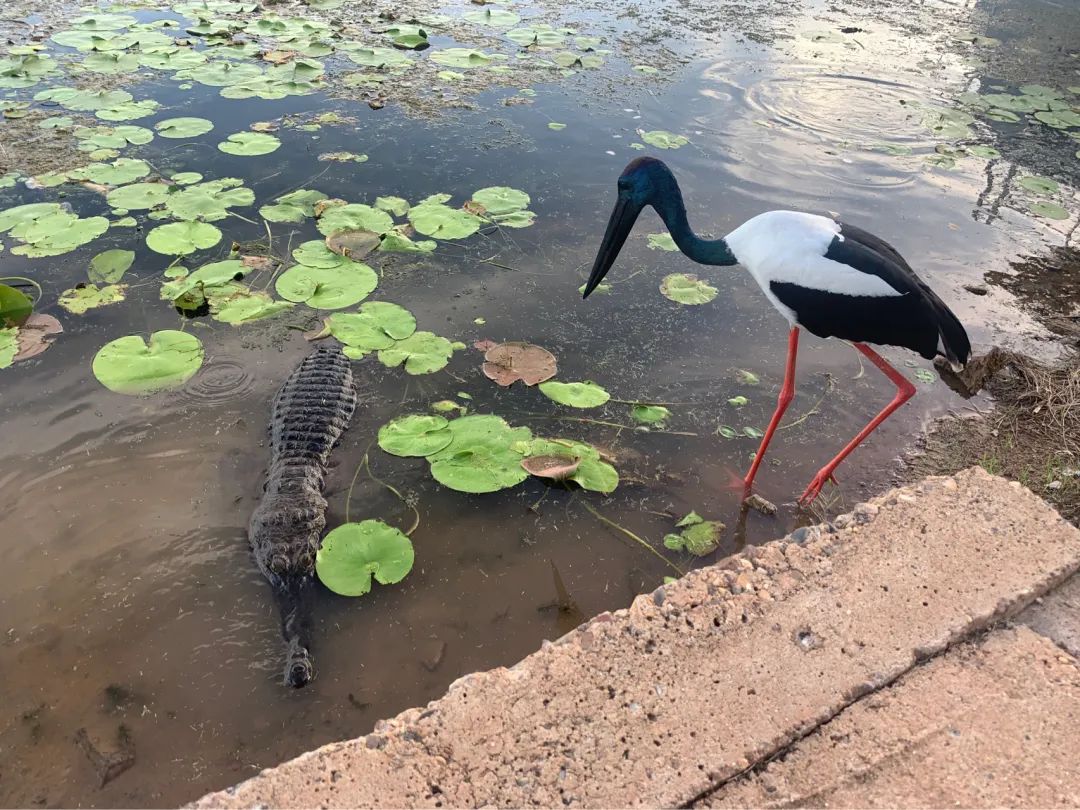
[193,467,1080,808]
[697,626,1080,807]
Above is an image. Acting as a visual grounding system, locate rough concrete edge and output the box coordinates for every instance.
[194,468,1080,808]
[695,625,1080,808]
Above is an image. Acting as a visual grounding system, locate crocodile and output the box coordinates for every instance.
[249,344,357,687]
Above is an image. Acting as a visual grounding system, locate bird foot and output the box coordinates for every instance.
[798,469,838,506]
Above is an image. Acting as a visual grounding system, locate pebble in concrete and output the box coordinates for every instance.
[194,468,1080,808]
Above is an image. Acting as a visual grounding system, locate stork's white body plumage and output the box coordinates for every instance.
[725,211,903,319]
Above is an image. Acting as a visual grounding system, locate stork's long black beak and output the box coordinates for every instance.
[582,196,643,299]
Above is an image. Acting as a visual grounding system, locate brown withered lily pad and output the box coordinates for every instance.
[521,454,581,480]
[326,229,380,259]
[14,313,63,362]
[482,341,557,386]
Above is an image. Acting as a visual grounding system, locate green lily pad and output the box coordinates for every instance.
[647,232,678,251]
[1029,201,1070,220]
[660,273,718,305]
[984,108,1021,123]
[217,131,281,155]
[1019,175,1060,195]
[171,172,203,185]
[430,48,505,68]
[427,414,532,493]
[375,196,409,216]
[966,145,1001,159]
[259,188,327,223]
[0,327,16,368]
[471,186,530,215]
[630,403,670,424]
[343,46,413,68]
[633,64,660,74]
[294,239,349,268]
[408,200,483,239]
[547,122,566,131]
[507,27,565,47]
[70,157,150,185]
[463,8,520,27]
[538,380,610,408]
[377,331,455,374]
[378,232,437,253]
[6,210,110,257]
[209,288,292,324]
[182,59,262,86]
[92,330,204,394]
[378,413,453,456]
[160,259,246,306]
[275,261,378,309]
[329,301,417,353]
[0,283,33,326]
[1034,110,1080,129]
[89,249,135,284]
[106,181,171,211]
[640,130,689,149]
[96,99,160,122]
[742,426,764,438]
[663,519,724,556]
[58,283,126,314]
[728,395,749,406]
[317,203,393,236]
[74,124,153,150]
[164,179,255,221]
[82,51,141,74]
[155,116,214,138]
[315,520,415,597]
[34,87,132,111]
[146,221,223,255]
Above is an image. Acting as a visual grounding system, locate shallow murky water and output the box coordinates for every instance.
[1,0,1077,805]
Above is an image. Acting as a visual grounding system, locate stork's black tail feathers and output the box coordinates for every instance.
[923,288,971,371]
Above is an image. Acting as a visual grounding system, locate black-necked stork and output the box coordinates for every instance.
[582,157,971,505]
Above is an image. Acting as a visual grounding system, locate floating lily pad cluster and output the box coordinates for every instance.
[326,300,460,374]
[59,249,134,314]
[377,413,619,494]
[663,512,724,557]
[160,257,292,325]
[0,202,109,258]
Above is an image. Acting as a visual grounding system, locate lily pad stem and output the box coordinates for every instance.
[580,501,684,576]
[364,452,420,536]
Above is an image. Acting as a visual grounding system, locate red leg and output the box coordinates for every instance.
[798,343,917,506]
[743,327,799,498]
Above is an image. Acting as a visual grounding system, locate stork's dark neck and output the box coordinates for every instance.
[651,180,737,266]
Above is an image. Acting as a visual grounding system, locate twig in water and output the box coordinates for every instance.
[580,501,684,576]
[779,373,835,431]
[515,411,697,436]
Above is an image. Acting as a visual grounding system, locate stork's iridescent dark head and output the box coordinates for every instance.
[582,157,679,298]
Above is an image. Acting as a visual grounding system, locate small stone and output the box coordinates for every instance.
[1047,480,1063,491]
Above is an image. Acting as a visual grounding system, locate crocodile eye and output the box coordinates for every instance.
[270,555,288,574]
